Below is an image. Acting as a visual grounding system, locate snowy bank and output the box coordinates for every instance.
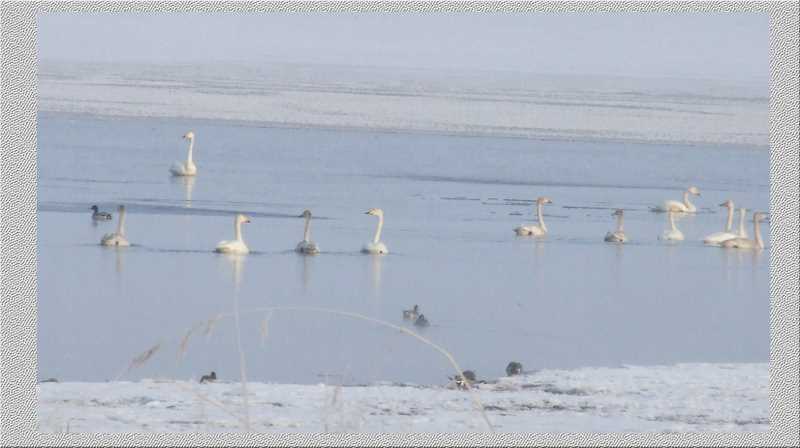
[38,362,768,433]
[39,62,768,148]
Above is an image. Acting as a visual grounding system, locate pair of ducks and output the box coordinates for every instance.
[449,362,525,390]
[213,208,389,255]
[402,304,430,327]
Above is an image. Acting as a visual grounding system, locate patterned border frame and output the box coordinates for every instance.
[1,1,797,446]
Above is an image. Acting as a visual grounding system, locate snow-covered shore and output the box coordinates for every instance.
[38,62,768,149]
[38,362,768,433]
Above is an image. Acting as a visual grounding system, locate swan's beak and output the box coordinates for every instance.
[364,211,370,215]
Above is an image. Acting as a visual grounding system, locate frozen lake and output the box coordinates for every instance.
[37,109,769,388]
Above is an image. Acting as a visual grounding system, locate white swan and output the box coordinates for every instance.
[295,209,320,255]
[653,186,701,213]
[703,200,739,245]
[169,131,198,177]
[215,213,251,255]
[604,209,628,243]
[362,208,388,254]
[722,211,766,250]
[100,205,130,247]
[659,209,684,241]
[514,197,553,237]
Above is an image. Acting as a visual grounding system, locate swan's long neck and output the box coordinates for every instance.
[615,214,624,233]
[683,191,694,210]
[724,204,734,232]
[234,218,243,242]
[668,212,677,231]
[186,137,195,164]
[117,208,126,236]
[537,202,547,231]
[303,215,311,242]
[754,217,763,249]
[373,214,384,244]
[738,209,748,237]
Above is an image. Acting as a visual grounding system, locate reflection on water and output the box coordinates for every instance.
[220,253,246,292]
[171,175,195,208]
[370,254,383,300]
[299,253,312,294]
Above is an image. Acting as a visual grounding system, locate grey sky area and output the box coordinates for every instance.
[39,13,767,81]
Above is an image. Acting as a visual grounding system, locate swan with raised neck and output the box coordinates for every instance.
[362,208,388,254]
[659,209,684,241]
[170,131,198,176]
[295,209,320,255]
[604,209,628,243]
[703,200,739,245]
[215,213,251,255]
[722,211,765,250]
[654,186,700,213]
[100,205,130,247]
[514,197,553,237]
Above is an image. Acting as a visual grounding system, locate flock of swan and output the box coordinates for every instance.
[92,131,767,254]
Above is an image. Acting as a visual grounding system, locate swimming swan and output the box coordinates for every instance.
[721,211,765,250]
[295,209,320,255]
[170,131,198,177]
[100,205,130,247]
[90,205,112,221]
[659,209,684,241]
[653,186,701,213]
[703,200,739,245]
[514,197,553,237]
[604,209,628,243]
[362,208,388,254]
[215,213,251,255]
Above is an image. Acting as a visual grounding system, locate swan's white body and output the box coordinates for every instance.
[653,186,701,213]
[722,211,765,250]
[295,210,320,255]
[659,210,684,241]
[604,209,628,243]
[704,200,739,245]
[362,208,389,254]
[514,197,552,237]
[215,214,250,255]
[170,131,198,177]
[100,205,130,247]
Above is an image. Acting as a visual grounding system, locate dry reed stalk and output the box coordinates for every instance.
[202,313,223,339]
[182,305,495,432]
[114,341,161,381]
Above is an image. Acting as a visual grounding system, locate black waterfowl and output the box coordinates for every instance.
[414,313,429,327]
[506,361,523,377]
[450,370,477,390]
[403,304,420,321]
[199,371,217,383]
[90,205,112,221]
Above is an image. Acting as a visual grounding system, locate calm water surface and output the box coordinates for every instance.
[38,112,769,385]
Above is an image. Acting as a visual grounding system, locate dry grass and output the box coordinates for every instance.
[118,305,495,432]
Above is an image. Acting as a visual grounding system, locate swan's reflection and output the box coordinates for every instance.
[170,175,195,208]
[114,246,125,275]
[220,253,246,292]
[370,254,383,300]
[300,253,312,294]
